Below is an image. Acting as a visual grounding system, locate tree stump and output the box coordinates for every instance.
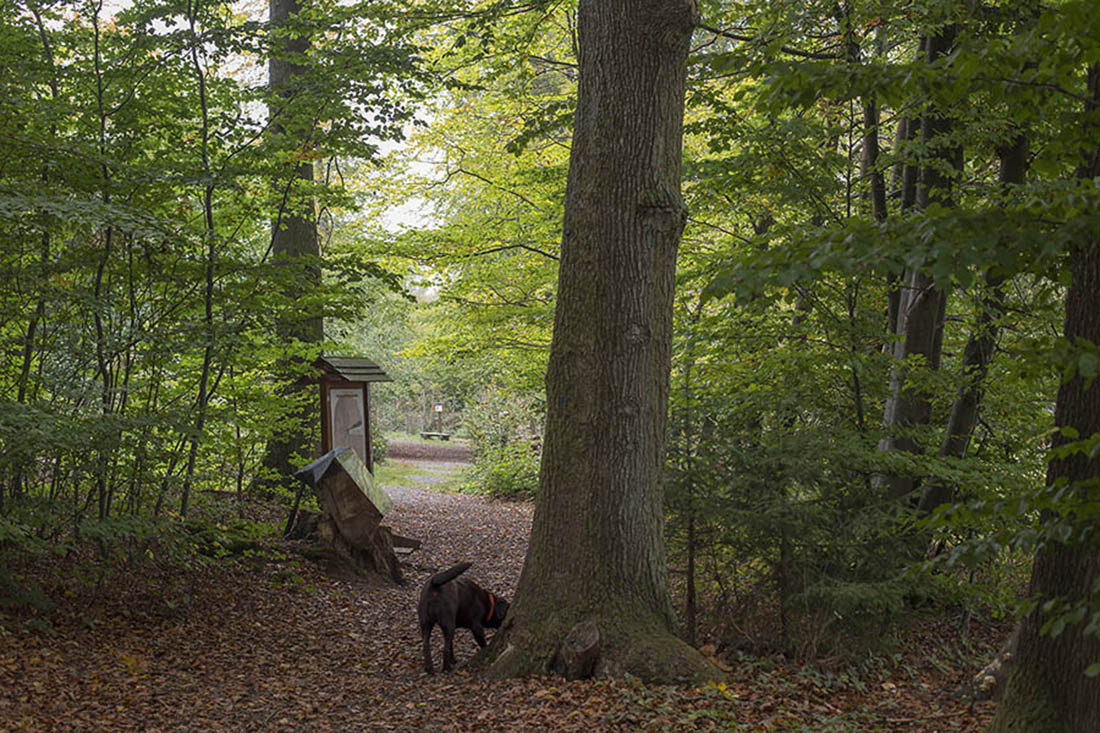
[286,509,322,541]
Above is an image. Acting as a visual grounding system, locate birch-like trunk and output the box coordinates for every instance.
[876,29,957,500]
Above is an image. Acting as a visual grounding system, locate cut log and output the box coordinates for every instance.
[961,630,1017,703]
[390,530,422,556]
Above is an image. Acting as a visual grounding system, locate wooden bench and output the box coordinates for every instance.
[419,431,451,441]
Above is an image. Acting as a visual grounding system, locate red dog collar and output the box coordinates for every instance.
[486,592,495,623]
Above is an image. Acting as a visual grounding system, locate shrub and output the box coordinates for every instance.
[464,442,539,498]
[461,388,542,498]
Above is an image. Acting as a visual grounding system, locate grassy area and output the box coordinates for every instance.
[374,458,466,492]
[382,431,426,442]
[383,431,468,443]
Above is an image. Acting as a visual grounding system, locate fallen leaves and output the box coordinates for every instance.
[0,451,1003,731]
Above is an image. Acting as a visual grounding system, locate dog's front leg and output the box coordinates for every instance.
[442,623,456,671]
[471,624,488,648]
[421,624,435,674]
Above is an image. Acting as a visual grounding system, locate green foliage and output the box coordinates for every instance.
[351,1,576,410]
[0,0,425,585]
[315,0,1098,665]
[0,514,54,628]
[270,559,316,594]
[464,443,540,498]
[462,389,542,498]
[658,0,1099,660]
[0,568,54,630]
[3,0,1095,680]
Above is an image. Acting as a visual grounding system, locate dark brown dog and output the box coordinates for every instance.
[418,562,509,673]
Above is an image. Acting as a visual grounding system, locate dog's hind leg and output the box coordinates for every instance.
[441,622,457,671]
[421,621,435,674]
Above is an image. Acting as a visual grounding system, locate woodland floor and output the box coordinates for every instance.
[0,440,1003,731]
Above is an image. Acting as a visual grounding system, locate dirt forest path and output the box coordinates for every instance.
[381,438,532,631]
[0,444,652,732]
[0,441,999,731]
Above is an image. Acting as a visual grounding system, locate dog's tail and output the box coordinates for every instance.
[429,562,472,587]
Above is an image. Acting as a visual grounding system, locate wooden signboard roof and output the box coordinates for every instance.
[315,356,393,383]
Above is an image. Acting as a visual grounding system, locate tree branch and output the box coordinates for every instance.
[697,23,841,60]
[454,166,546,210]
[423,243,559,262]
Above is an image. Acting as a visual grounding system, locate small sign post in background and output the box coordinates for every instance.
[420,402,450,440]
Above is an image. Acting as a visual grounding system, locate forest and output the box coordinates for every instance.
[1,0,1099,729]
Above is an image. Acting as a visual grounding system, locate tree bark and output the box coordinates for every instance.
[258,0,323,491]
[876,28,957,500]
[883,115,919,343]
[6,1,60,509]
[482,0,715,683]
[918,134,1026,514]
[180,0,218,517]
[989,243,1100,729]
[679,300,703,647]
[988,62,1100,733]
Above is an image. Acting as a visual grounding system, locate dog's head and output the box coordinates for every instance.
[486,594,510,628]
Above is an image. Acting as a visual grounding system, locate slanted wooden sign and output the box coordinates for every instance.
[293,448,407,582]
[297,448,391,545]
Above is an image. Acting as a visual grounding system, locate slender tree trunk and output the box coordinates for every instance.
[863,99,888,224]
[857,44,886,431]
[988,62,1100,733]
[919,135,1026,513]
[883,116,918,347]
[849,1,887,228]
[876,28,957,500]
[7,2,59,507]
[679,301,702,648]
[884,60,924,345]
[91,0,119,520]
[483,0,714,683]
[180,0,218,517]
[258,0,322,490]
[989,241,1100,732]
[901,123,921,211]
[685,513,697,646]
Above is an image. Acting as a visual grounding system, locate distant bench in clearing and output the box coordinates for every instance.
[420,431,451,441]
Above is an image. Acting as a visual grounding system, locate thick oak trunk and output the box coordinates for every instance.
[989,64,1100,733]
[482,0,715,683]
[989,240,1100,730]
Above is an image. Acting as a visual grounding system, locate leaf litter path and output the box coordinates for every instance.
[1,447,997,731]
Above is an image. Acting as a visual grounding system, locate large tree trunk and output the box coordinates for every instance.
[258,0,322,491]
[482,0,715,683]
[988,63,1100,733]
[988,240,1100,732]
